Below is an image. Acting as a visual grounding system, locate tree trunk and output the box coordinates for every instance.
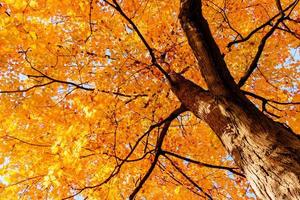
[173,0,300,199]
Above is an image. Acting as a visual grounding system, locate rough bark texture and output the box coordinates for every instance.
[172,0,300,199]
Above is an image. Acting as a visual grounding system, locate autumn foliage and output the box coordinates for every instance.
[0,0,299,199]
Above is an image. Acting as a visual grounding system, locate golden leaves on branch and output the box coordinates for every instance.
[0,0,299,199]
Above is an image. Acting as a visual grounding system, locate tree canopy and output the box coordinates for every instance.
[0,0,299,199]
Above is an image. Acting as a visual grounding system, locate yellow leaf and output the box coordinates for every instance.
[29,31,37,40]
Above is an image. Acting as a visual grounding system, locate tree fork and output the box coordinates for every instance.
[175,0,300,199]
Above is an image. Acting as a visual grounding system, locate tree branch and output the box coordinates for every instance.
[206,0,243,40]
[161,150,245,177]
[238,18,283,87]
[179,0,240,96]
[104,0,172,83]
[276,0,284,14]
[23,53,95,91]
[5,175,45,188]
[85,0,94,42]
[243,90,300,106]
[62,106,186,200]
[129,121,170,199]
[238,0,299,87]
[129,105,186,199]
[164,155,213,199]
[2,135,51,147]
[227,0,299,48]
[0,81,55,94]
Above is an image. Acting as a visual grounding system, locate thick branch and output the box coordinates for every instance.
[179,0,239,96]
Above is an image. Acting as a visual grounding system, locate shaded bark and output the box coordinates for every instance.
[173,0,300,199]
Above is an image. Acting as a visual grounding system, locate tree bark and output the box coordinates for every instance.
[172,0,300,199]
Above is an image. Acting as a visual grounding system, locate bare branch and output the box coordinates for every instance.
[22,54,95,91]
[238,18,283,87]
[129,120,171,199]
[62,106,186,200]
[237,0,300,87]
[97,89,147,98]
[164,155,213,200]
[227,0,299,48]
[108,150,155,163]
[103,0,172,83]
[276,23,300,40]
[85,0,94,42]
[161,150,245,177]
[243,90,300,106]
[0,81,55,94]
[206,0,243,40]
[129,105,186,199]
[156,160,204,197]
[1,135,51,147]
[5,175,44,188]
[275,0,284,14]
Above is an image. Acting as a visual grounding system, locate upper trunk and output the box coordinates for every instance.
[175,0,300,199]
